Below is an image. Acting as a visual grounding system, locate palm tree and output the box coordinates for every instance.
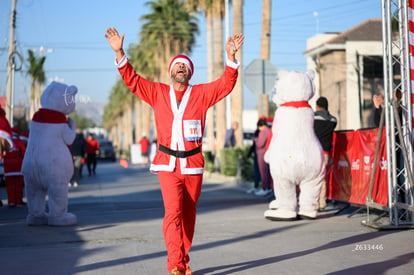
[232,0,244,147]
[140,0,199,83]
[259,0,271,117]
[184,0,215,152]
[128,42,157,143]
[102,78,133,151]
[27,49,46,119]
[104,0,199,150]
[211,1,226,166]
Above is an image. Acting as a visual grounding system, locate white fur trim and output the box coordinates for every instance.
[226,58,240,69]
[5,172,23,177]
[169,57,193,77]
[115,55,128,68]
[0,130,13,148]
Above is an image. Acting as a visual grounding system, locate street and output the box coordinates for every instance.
[0,160,413,275]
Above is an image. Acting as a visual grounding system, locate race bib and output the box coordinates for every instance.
[183,120,202,141]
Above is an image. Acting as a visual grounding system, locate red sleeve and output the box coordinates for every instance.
[198,65,239,108]
[118,61,168,107]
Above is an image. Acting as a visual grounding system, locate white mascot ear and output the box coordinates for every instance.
[278,69,289,79]
[306,70,316,94]
[306,70,315,81]
[66,85,78,97]
[273,70,289,103]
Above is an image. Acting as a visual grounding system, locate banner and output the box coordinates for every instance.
[327,128,388,206]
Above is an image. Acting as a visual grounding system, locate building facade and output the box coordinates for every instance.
[305,19,383,130]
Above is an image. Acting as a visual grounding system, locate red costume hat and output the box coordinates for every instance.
[0,107,13,147]
[168,54,194,79]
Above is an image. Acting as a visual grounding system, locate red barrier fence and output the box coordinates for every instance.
[327,128,388,207]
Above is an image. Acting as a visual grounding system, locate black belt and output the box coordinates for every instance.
[159,144,201,158]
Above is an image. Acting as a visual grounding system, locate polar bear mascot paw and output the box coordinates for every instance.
[22,81,78,226]
[264,70,325,221]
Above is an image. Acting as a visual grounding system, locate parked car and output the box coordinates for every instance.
[97,139,116,162]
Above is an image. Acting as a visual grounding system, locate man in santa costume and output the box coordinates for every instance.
[105,27,244,275]
[4,127,26,207]
[0,107,13,207]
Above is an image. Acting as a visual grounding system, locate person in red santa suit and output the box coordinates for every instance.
[105,28,244,275]
[4,127,26,207]
[0,107,14,207]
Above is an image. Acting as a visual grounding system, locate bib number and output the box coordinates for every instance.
[183,120,202,141]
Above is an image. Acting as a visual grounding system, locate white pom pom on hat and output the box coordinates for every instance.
[169,54,194,79]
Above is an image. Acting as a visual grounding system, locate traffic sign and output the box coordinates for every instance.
[244,59,277,95]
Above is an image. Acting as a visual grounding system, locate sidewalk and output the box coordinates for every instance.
[0,164,413,274]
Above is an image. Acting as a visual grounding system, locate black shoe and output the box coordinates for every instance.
[0,200,3,207]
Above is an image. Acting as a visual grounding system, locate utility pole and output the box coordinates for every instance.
[5,0,18,125]
[259,0,271,117]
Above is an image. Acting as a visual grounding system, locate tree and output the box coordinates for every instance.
[68,112,96,129]
[183,0,215,151]
[104,0,199,150]
[27,49,46,119]
[232,0,244,147]
[140,0,199,82]
[259,0,271,117]
[212,1,226,167]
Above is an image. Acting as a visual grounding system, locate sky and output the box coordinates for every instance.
[0,0,382,112]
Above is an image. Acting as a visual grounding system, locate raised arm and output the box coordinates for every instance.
[105,27,126,63]
[225,33,245,63]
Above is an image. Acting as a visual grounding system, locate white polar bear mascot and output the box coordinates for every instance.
[264,70,325,220]
[22,81,77,226]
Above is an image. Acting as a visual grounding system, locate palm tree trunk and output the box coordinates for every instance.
[134,99,142,143]
[232,0,244,147]
[214,14,226,167]
[142,102,151,143]
[206,10,215,152]
[29,81,36,119]
[124,103,133,151]
[259,0,271,117]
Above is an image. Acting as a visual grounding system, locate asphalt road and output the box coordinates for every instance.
[0,160,413,275]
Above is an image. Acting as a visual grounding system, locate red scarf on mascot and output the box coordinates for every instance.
[265,101,311,151]
[32,108,73,161]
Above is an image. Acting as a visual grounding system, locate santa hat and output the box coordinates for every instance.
[168,54,194,79]
[0,107,13,147]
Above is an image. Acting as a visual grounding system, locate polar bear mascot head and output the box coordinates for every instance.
[264,70,325,221]
[23,81,78,226]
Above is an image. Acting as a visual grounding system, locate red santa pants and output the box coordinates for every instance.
[158,162,203,273]
[5,175,24,205]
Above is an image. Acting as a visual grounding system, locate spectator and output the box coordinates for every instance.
[0,107,13,207]
[314,96,337,210]
[254,118,273,196]
[372,93,384,128]
[139,133,150,165]
[246,128,261,194]
[70,129,87,187]
[224,121,239,148]
[4,127,26,207]
[86,134,99,176]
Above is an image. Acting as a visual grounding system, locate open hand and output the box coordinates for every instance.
[226,33,245,62]
[0,137,10,157]
[105,27,125,57]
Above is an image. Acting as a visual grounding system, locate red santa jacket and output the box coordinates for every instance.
[4,137,26,176]
[0,108,13,151]
[118,58,239,174]
[139,137,149,154]
[86,138,100,155]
